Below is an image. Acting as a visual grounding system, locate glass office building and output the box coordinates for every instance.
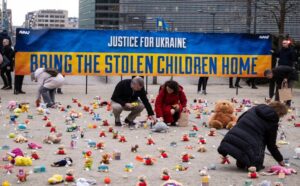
[79,0,300,41]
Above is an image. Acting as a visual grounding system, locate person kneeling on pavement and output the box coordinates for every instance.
[32,68,65,108]
[155,80,187,126]
[111,76,155,129]
[218,101,287,171]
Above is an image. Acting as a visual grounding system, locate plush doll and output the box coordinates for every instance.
[14,156,32,166]
[248,166,259,178]
[198,136,206,144]
[43,133,62,144]
[28,142,42,149]
[48,174,64,184]
[31,150,39,160]
[182,134,189,142]
[208,128,217,136]
[50,125,57,133]
[14,134,28,144]
[51,157,73,167]
[136,176,147,186]
[84,157,93,171]
[56,145,66,155]
[96,141,105,150]
[7,101,17,111]
[108,127,114,133]
[151,121,169,133]
[131,145,139,153]
[99,130,106,137]
[209,100,237,129]
[100,153,110,164]
[159,149,168,158]
[197,145,207,153]
[119,135,127,143]
[144,155,154,166]
[147,136,155,145]
[221,156,231,164]
[112,131,119,139]
[262,165,297,176]
[16,169,29,183]
[192,125,199,131]
[65,169,75,183]
[161,168,171,181]
[181,152,190,163]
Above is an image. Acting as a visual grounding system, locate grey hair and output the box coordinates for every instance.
[132,76,144,87]
[264,69,272,76]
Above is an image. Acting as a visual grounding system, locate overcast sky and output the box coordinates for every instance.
[7,0,79,26]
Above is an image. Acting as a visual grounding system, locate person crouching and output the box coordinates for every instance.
[218,101,287,171]
[32,68,65,108]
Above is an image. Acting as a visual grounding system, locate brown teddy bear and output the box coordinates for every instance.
[209,100,236,129]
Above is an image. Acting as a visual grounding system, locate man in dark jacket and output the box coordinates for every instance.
[265,66,298,107]
[218,102,287,171]
[111,76,154,128]
[277,40,297,67]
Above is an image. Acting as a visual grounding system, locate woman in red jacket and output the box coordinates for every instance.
[155,80,187,126]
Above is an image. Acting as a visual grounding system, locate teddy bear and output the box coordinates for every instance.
[43,133,62,144]
[14,134,28,143]
[209,100,237,129]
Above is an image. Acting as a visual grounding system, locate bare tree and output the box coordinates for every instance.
[246,0,252,34]
[258,0,299,37]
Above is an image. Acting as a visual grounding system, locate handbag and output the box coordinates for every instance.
[178,109,189,127]
[278,80,293,101]
[0,55,10,69]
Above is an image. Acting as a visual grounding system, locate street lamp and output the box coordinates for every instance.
[198,10,217,33]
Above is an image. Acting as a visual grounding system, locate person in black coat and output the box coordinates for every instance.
[111,76,155,128]
[276,40,297,67]
[1,38,14,90]
[265,66,298,107]
[218,102,287,171]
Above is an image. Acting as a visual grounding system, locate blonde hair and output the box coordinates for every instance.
[268,101,288,118]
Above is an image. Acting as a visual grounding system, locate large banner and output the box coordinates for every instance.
[15,28,271,77]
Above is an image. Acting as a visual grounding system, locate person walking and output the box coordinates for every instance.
[33,68,65,108]
[264,66,298,107]
[1,38,14,90]
[218,101,287,171]
[197,77,208,95]
[111,76,154,129]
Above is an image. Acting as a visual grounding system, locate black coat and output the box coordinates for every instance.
[2,46,15,71]
[111,79,154,115]
[277,47,297,67]
[218,104,283,170]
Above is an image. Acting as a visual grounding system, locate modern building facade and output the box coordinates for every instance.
[67,17,79,28]
[24,9,68,29]
[79,0,119,30]
[79,0,300,41]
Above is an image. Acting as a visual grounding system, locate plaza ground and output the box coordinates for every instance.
[0,76,299,186]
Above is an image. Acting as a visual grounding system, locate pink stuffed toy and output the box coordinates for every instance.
[262,165,297,176]
[7,101,17,111]
[28,142,42,149]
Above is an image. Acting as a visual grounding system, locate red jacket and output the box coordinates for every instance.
[155,86,187,123]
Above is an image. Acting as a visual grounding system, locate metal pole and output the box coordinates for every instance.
[254,0,257,34]
[85,76,88,95]
[212,13,216,33]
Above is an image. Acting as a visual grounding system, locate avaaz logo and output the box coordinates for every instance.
[259,35,269,39]
[19,30,30,35]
